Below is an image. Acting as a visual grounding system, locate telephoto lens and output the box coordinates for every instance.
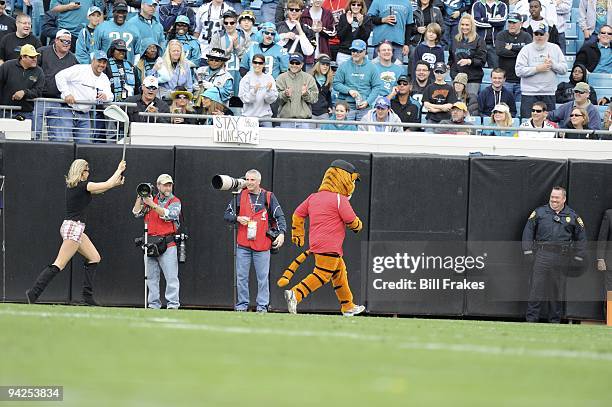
[137,183,154,197]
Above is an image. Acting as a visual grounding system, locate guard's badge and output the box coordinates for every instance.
[566,216,571,223]
[529,211,536,220]
[577,217,584,228]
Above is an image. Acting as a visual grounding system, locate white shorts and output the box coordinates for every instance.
[60,220,86,243]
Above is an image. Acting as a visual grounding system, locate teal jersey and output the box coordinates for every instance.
[93,20,141,64]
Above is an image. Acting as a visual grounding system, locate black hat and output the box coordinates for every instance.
[111,39,127,51]
[114,2,128,12]
[331,159,356,174]
[222,10,238,19]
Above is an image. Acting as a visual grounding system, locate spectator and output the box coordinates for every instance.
[548,81,601,129]
[515,22,566,119]
[134,39,162,84]
[518,100,558,138]
[168,15,201,68]
[93,2,141,64]
[169,86,196,124]
[321,100,358,130]
[574,26,612,73]
[554,0,571,54]
[238,10,256,44]
[472,0,508,68]
[436,101,475,134]
[481,103,516,136]
[448,14,486,96]
[604,102,612,130]
[367,0,414,62]
[374,41,405,95]
[495,12,532,102]
[159,0,195,33]
[277,0,316,60]
[0,44,44,122]
[195,47,233,107]
[0,13,41,64]
[125,0,166,51]
[239,22,288,79]
[54,50,113,143]
[335,0,372,65]
[276,53,318,128]
[409,0,444,48]
[388,74,421,131]
[439,0,471,49]
[194,0,234,54]
[124,75,170,124]
[156,39,193,99]
[75,6,102,64]
[40,10,59,46]
[104,39,138,102]
[422,61,457,124]
[452,72,479,116]
[358,95,402,132]
[332,39,383,121]
[411,22,444,79]
[50,0,104,49]
[322,0,349,59]
[561,106,594,139]
[556,64,597,105]
[309,53,334,122]
[301,0,335,64]
[0,0,16,40]
[523,0,560,46]
[477,68,517,117]
[577,0,612,41]
[238,53,278,127]
[207,10,247,103]
[410,59,432,102]
[37,28,78,140]
[198,87,233,123]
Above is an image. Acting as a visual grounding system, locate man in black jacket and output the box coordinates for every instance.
[495,12,531,102]
[574,26,612,74]
[388,74,421,131]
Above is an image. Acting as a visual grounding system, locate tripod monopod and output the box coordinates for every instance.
[143,222,148,309]
[232,190,239,308]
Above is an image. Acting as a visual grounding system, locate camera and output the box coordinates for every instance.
[137,182,154,198]
[211,174,247,192]
[266,228,281,255]
[175,232,189,263]
[134,233,189,262]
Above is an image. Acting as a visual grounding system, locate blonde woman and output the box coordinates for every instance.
[481,103,515,137]
[563,107,595,140]
[26,159,126,305]
[448,14,486,96]
[156,39,194,99]
[169,87,197,124]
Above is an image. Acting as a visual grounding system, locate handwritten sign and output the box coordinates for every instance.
[213,116,260,145]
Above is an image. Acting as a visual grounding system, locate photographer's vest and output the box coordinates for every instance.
[237,189,272,252]
[145,195,180,247]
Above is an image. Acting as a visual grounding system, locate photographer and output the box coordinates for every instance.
[132,174,182,309]
[224,169,287,313]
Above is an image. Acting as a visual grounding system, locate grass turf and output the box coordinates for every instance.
[0,303,610,407]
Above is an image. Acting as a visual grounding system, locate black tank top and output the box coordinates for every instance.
[66,182,92,222]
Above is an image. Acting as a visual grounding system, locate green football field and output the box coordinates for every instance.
[0,303,610,407]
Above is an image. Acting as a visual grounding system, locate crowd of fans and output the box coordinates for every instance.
[0,0,610,141]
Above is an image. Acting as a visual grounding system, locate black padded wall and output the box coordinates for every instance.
[367,154,469,315]
[269,151,371,313]
[2,141,74,303]
[465,157,568,318]
[174,147,273,309]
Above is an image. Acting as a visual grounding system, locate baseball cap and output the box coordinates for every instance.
[374,96,391,109]
[113,2,128,12]
[20,44,40,57]
[507,12,522,23]
[349,39,367,52]
[534,22,548,34]
[396,74,409,84]
[317,54,331,64]
[239,10,256,22]
[573,82,590,93]
[91,50,108,61]
[175,15,190,25]
[87,6,102,16]
[289,53,304,63]
[141,0,158,5]
[451,102,468,112]
[433,62,447,73]
[55,28,72,38]
[492,103,510,114]
[157,174,174,184]
[143,76,159,88]
[111,39,128,51]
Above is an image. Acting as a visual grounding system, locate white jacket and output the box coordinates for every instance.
[55,64,113,112]
[238,71,279,118]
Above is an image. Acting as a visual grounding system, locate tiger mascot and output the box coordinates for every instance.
[277,159,365,316]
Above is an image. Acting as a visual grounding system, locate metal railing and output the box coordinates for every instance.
[0,105,21,119]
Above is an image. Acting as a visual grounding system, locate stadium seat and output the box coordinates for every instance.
[516,102,521,117]
[565,22,577,39]
[512,118,521,127]
[482,116,492,126]
[571,8,580,23]
[482,68,492,83]
[566,55,576,66]
[598,105,608,118]
[565,39,577,55]
[572,0,580,8]
[466,116,482,125]
[594,87,612,100]
[588,73,612,88]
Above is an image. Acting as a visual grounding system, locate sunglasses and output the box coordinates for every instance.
[59,39,71,45]
[570,113,583,117]
[0,1,6,4]
[176,95,189,99]
[288,7,301,12]
[208,57,224,62]
[397,81,409,85]
[263,31,275,36]
[145,85,158,90]
[350,49,365,53]
[252,60,265,65]
[351,3,362,6]
[375,106,388,110]
[534,32,545,36]
[289,60,302,65]
[223,20,236,25]
[573,90,586,94]
[531,108,544,113]
[176,23,189,27]
[600,31,612,35]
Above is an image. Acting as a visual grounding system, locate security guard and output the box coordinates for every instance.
[522,186,586,323]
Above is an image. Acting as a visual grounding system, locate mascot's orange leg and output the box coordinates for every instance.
[291,254,340,303]
[331,258,356,313]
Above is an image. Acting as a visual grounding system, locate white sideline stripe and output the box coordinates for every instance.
[3,308,611,362]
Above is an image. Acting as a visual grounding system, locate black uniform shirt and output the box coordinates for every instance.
[522,204,586,255]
